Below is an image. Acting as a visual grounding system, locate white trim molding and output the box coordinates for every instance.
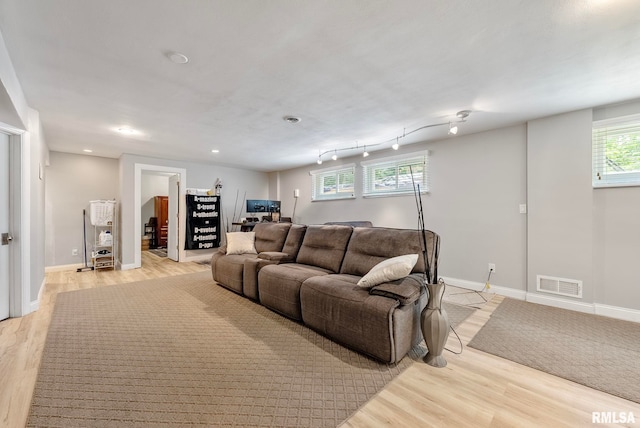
[442,276,640,323]
[440,276,526,300]
[594,303,640,323]
[45,263,84,273]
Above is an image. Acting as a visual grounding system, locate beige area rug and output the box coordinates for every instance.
[468,298,640,404]
[28,271,475,427]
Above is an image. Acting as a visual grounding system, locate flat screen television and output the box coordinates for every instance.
[246,199,280,213]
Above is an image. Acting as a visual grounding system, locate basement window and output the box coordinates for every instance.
[592,114,640,188]
[361,151,429,197]
[310,164,355,201]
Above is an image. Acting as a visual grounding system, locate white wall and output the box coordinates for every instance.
[0,30,27,129]
[27,110,48,305]
[1,28,48,315]
[45,152,119,267]
[279,106,640,317]
[277,125,528,292]
[592,101,640,311]
[119,154,269,268]
[527,110,594,302]
[526,102,640,314]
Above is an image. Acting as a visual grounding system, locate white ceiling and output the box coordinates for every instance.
[1,0,640,172]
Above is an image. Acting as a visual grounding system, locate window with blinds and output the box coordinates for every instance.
[310,164,355,201]
[592,114,640,188]
[361,151,429,197]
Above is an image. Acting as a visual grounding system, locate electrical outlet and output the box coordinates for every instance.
[72,248,79,256]
[488,263,496,273]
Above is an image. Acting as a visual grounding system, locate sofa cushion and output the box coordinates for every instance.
[295,225,353,273]
[357,254,419,288]
[280,224,307,260]
[225,232,257,255]
[300,274,402,362]
[253,222,292,253]
[258,263,331,320]
[369,274,424,305]
[324,221,373,227]
[340,227,427,276]
[212,253,259,294]
[258,252,292,262]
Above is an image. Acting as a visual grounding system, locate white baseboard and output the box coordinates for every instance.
[442,276,640,323]
[45,263,84,273]
[29,277,45,313]
[594,303,640,323]
[440,276,527,300]
[525,292,595,314]
[183,253,213,263]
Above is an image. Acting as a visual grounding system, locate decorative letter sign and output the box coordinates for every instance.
[185,194,220,249]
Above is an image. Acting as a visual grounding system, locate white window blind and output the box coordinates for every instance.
[310,163,355,201]
[592,114,640,188]
[361,151,429,197]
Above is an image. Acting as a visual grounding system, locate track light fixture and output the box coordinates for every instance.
[315,110,471,164]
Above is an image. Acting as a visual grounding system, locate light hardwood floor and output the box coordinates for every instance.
[1,253,638,427]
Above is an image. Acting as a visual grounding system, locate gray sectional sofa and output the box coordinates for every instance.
[211,222,439,364]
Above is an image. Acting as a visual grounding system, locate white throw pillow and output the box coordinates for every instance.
[357,254,419,288]
[225,232,257,255]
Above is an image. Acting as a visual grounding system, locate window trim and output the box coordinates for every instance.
[361,151,429,198]
[310,163,356,201]
[592,113,640,189]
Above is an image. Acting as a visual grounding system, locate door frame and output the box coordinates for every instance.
[167,174,180,261]
[0,122,28,317]
[134,163,187,268]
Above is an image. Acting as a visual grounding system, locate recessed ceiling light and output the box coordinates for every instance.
[456,110,472,121]
[167,51,189,64]
[283,116,301,124]
[83,149,93,153]
[211,149,220,153]
[116,127,137,135]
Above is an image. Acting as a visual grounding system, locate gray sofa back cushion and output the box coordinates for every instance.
[253,222,292,253]
[295,225,353,273]
[281,224,307,260]
[340,227,438,277]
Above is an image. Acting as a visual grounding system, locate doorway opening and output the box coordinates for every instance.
[134,164,186,269]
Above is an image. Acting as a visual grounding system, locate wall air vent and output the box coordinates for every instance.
[537,275,582,298]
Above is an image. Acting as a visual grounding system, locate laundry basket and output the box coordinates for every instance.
[89,200,116,226]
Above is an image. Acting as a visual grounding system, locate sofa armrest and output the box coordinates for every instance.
[258,251,293,263]
[244,256,290,300]
[369,275,424,305]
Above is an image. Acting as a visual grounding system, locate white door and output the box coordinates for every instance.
[1,133,10,320]
[167,174,180,261]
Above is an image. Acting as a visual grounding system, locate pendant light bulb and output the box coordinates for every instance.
[392,138,399,150]
[448,123,458,135]
[363,146,369,157]
[317,157,323,165]
[331,150,338,161]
